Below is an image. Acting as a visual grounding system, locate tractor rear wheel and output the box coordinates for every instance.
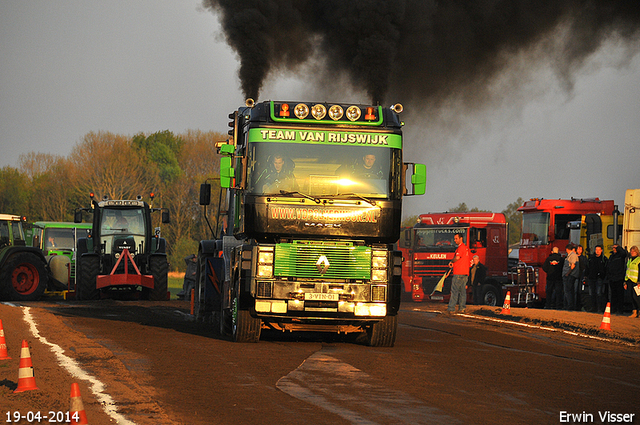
[76,255,100,300]
[1,252,47,301]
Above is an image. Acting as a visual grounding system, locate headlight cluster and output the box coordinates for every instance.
[371,250,388,282]
[276,102,379,122]
[257,247,274,278]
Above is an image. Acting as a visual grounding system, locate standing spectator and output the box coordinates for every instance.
[606,244,627,315]
[562,244,579,310]
[177,254,198,301]
[447,233,470,314]
[469,255,487,305]
[624,246,640,318]
[587,245,608,313]
[576,245,588,311]
[542,247,564,309]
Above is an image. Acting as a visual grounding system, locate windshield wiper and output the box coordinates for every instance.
[333,193,377,207]
[278,190,321,204]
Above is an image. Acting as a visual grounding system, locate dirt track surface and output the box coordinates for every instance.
[1,300,638,424]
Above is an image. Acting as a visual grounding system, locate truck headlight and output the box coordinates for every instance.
[258,250,273,264]
[371,250,388,282]
[372,252,388,269]
[257,265,273,278]
[371,269,387,282]
[257,247,274,278]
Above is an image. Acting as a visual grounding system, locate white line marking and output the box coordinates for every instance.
[22,306,136,425]
[411,308,637,347]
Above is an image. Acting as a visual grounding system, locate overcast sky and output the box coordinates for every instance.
[2,1,639,219]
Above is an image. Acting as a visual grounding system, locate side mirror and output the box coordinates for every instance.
[74,210,83,223]
[404,163,426,196]
[200,183,211,206]
[162,209,170,224]
[402,228,413,249]
[219,157,234,189]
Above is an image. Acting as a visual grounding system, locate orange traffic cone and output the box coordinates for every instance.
[0,319,11,360]
[501,291,511,315]
[69,382,89,425]
[600,302,612,331]
[14,340,39,392]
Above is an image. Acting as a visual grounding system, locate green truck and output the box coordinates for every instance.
[0,214,51,301]
[195,100,426,345]
[26,221,92,297]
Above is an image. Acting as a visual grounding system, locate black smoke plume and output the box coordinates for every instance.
[204,0,640,106]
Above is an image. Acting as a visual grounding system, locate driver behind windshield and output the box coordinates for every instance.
[336,152,384,180]
[254,154,298,193]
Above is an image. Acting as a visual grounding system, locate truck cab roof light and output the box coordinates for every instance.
[294,103,309,119]
[346,106,361,121]
[365,107,376,121]
[279,103,290,117]
[328,105,343,120]
[311,104,326,120]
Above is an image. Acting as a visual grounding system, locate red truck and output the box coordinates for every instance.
[507,197,621,306]
[398,212,509,306]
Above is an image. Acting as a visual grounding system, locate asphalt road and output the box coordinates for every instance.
[1,301,638,425]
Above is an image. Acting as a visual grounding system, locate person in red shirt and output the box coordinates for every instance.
[447,233,470,313]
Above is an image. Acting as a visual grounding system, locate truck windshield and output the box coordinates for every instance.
[246,142,400,199]
[414,228,466,250]
[521,212,549,245]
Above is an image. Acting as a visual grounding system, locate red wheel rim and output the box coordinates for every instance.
[11,263,40,295]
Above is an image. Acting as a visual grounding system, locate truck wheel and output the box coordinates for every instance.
[480,284,500,306]
[148,256,168,301]
[232,307,261,343]
[194,252,214,323]
[76,256,100,300]
[220,304,232,336]
[230,275,261,342]
[1,252,47,301]
[365,315,398,347]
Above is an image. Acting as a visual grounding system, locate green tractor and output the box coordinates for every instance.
[0,214,51,301]
[74,194,170,300]
[25,221,92,298]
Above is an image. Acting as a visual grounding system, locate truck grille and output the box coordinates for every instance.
[413,259,449,277]
[274,241,371,279]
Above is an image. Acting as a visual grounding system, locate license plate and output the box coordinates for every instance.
[304,293,339,301]
[430,295,443,300]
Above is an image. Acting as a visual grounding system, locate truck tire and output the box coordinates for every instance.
[194,252,216,323]
[365,315,398,347]
[230,273,261,342]
[1,252,48,301]
[148,256,168,301]
[480,284,500,306]
[76,256,101,300]
[233,308,261,343]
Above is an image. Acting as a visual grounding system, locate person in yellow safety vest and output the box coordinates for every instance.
[624,245,640,318]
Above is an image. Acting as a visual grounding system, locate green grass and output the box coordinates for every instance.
[168,275,185,300]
